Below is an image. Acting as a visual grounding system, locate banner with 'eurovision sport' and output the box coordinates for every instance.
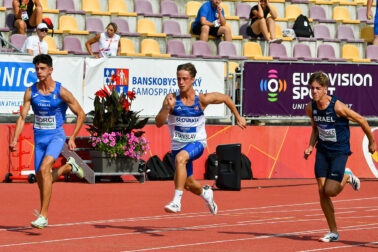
[242,61,378,117]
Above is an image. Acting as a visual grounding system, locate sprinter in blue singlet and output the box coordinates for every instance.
[304,71,376,242]
[9,54,86,229]
[155,63,246,214]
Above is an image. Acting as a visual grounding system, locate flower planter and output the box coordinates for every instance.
[90,151,140,173]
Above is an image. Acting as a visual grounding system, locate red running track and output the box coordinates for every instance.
[0,179,377,251]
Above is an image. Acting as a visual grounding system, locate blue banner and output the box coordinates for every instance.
[0,61,37,92]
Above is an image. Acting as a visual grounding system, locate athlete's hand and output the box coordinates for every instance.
[164,93,175,112]
[304,146,313,159]
[236,116,247,129]
[9,141,17,152]
[369,140,376,154]
[68,138,76,151]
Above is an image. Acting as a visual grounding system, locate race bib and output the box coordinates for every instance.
[21,11,29,21]
[318,125,337,142]
[34,115,56,129]
[102,49,112,57]
[173,126,197,142]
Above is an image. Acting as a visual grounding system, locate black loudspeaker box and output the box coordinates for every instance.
[215,143,241,191]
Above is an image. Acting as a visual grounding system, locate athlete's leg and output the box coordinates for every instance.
[174,150,189,190]
[37,155,55,218]
[184,176,202,195]
[52,163,72,182]
[317,177,337,234]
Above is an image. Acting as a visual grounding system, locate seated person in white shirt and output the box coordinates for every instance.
[22,22,48,55]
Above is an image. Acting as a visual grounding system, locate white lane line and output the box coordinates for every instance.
[305,211,356,217]
[120,225,378,252]
[298,241,378,251]
[2,197,377,232]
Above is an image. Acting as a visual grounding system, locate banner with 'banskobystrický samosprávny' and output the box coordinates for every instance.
[0,54,84,114]
[83,57,226,118]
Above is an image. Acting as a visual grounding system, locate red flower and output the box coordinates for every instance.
[95,85,115,98]
[121,99,130,111]
[127,91,136,100]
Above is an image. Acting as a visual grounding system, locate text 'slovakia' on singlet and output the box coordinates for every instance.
[168,92,207,151]
[312,95,351,154]
[31,82,68,134]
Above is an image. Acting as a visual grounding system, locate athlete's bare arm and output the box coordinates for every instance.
[9,88,32,152]
[304,102,318,159]
[60,87,86,151]
[335,100,376,154]
[155,93,176,128]
[199,92,246,129]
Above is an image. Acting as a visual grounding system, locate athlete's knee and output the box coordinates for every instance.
[324,188,338,197]
[175,154,188,167]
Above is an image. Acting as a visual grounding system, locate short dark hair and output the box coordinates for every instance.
[308,71,328,87]
[106,22,118,33]
[177,63,197,78]
[33,54,53,67]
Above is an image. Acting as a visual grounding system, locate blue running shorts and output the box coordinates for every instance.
[172,142,204,177]
[314,149,349,183]
[34,129,66,172]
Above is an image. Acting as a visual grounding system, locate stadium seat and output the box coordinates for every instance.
[317,44,346,61]
[10,34,26,50]
[268,5,288,22]
[140,38,170,57]
[163,20,191,38]
[186,1,202,18]
[218,41,247,60]
[192,40,222,59]
[40,0,59,13]
[3,0,12,9]
[309,5,336,23]
[360,26,374,43]
[225,61,240,79]
[269,43,298,61]
[108,0,137,16]
[293,43,321,61]
[236,3,252,20]
[120,38,144,57]
[243,42,273,60]
[275,23,293,41]
[85,17,104,34]
[314,24,340,42]
[337,25,365,42]
[366,45,378,62]
[357,7,374,24]
[62,36,89,55]
[134,0,163,17]
[44,35,68,54]
[285,5,302,21]
[56,0,85,14]
[220,2,239,20]
[161,0,188,18]
[341,44,370,62]
[82,0,111,15]
[137,19,166,37]
[332,7,360,24]
[337,0,358,6]
[56,16,89,35]
[112,18,140,36]
[166,39,195,58]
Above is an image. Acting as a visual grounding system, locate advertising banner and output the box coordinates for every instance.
[0,55,84,114]
[242,62,378,117]
[84,57,225,117]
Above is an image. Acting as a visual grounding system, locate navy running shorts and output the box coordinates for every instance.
[172,142,204,177]
[34,129,66,172]
[314,149,349,183]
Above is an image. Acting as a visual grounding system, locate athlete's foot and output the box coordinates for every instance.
[164,201,181,213]
[203,185,218,215]
[67,157,84,178]
[30,210,48,229]
[319,232,339,242]
[345,168,360,191]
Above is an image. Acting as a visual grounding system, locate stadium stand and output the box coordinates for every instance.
[140,38,170,57]
[119,37,143,57]
[108,0,137,16]
[243,42,273,60]
[269,42,298,61]
[366,45,378,62]
[56,0,86,14]
[317,44,346,62]
[166,39,195,58]
[9,33,26,50]
[44,35,68,55]
[85,17,104,34]
[192,40,222,59]
[62,36,89,55]
[341,44,370,62]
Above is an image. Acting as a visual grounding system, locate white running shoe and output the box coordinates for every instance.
[345,168,360,191]
[67,157,84,179]
[164,201,181,213]
[319,232,339,242]
[30,210,48,229]
[203,185,218,215]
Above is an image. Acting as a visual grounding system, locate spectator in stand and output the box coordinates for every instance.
[85,22,121,58]
[367,0,378,45]
[191,0,232,42]
[13,0,43,34]
[247,0,281,43]
[21,22,48,55]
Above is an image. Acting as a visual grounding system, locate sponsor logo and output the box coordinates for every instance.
[194,106,199,111]
[259,69,287,102]
[32,93,39,98]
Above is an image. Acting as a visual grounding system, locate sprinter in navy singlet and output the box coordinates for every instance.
[155,63,246,215]
[9,54,86,229]
[304,71,376,242]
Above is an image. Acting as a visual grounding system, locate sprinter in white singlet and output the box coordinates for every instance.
[155,63,246,214]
